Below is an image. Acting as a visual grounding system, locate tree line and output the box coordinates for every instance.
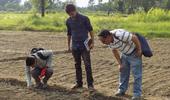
[1,0,170,16]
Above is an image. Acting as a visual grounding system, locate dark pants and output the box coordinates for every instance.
[72,49,94,87]
[31,67,53,84]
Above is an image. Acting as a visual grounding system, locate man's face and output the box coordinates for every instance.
[99,35,113,45]
[30,60,35,68]
[68,11,77,18]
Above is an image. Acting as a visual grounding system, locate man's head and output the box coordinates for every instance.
[98,30,113,45]
[26,56,35,67]
[65,4,77,17]
[31,48,44,54]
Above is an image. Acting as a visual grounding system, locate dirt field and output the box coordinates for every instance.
[0,31,170,100]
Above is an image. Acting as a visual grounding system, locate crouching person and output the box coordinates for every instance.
[25,48,53,89]
[98,29,142,100]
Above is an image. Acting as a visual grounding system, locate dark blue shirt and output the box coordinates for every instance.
[66,13,93,50]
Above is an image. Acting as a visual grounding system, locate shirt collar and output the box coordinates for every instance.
[71,13,80,20]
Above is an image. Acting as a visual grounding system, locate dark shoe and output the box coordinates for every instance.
[132,96,141,100]
[42,83,48,89]
[115,91,125,96]
[42,80,48,89]
[71,84,83,90]
[88,86,95,92]
[34,82,43,89]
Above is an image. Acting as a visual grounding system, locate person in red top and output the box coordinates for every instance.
[25,48,53,89]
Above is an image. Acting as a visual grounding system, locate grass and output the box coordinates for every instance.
[1,8,170,37]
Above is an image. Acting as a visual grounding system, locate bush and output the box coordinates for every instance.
[0,9,170,38]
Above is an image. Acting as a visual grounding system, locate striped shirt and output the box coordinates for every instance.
[108,29,136,55]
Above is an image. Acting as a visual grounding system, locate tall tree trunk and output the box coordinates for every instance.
[167,0,170,10]
[40,0,45,17]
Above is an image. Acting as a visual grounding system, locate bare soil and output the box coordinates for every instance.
[0,31,170,100]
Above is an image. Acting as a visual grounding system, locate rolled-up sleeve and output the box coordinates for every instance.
[85,17,93,32]
[66,20,71,36]
[114,29,132,42]
[25,65,32,87]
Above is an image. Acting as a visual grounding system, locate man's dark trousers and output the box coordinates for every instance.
[72,48,93,87]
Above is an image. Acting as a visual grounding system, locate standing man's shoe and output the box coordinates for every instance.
[132,96,141,100]
[71,84,83,90]
[115,91,125,96]
[88,86,95,92]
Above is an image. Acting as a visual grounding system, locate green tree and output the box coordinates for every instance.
[23,1,32,11]
[167,0,170,9]
[30,0,49,17]
[0,0,21,11]
[40,0,45,17]
[88,0,95,7]
[30,0,40,13]
[117,0,125,13]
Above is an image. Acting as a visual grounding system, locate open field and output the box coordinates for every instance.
[1,9,170,37]
[0,31,170,100]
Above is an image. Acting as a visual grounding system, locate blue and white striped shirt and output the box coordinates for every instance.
[109,29,136,55]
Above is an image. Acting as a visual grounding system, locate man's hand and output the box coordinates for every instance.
[68,47,72,52]
[67,35,71,52]
[89,31,94,50]
[89,41,94,50]
[112,49,122,72]
[136,49,142,57]
[119,64,123,72]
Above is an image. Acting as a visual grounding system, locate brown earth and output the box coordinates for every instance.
[0,31,170,100]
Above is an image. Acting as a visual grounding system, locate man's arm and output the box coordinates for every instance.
[67,35,71,51]
[131,34,142,57]
[112,49,121,65]
[25,65,32,87]
[89,31,94,49]
[85,17,94,49]
[112,49,123,72]
[66,21,72,51]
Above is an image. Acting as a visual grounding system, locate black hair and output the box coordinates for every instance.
[38,48,44,51]
[26,56,35,66]
[31,48,44,54]
[65,4,76,14]
[98,29,111,38]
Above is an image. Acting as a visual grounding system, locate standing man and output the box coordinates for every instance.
[65,4,94,90]
[98,29,142,100]
[25,48,53,89]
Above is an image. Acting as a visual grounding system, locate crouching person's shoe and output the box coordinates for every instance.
[42,83,48,89]
[34,82,43,89]
[115,91,125,96]
[42,80,49,89]
[132,96,141,100]
[71,84,83,90]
